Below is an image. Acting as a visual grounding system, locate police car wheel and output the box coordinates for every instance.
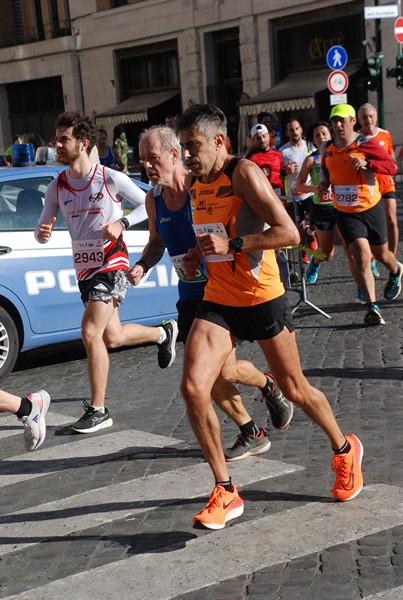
[0,306,19,382]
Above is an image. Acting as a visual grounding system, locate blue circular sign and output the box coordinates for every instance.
[326,46,348,71]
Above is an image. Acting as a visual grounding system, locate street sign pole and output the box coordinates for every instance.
[375,0,385,128]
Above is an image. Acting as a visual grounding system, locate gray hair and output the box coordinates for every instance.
[176,104,227,140]
[139,125,181,155]
[358,103,377,119]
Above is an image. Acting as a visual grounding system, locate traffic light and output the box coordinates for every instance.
[386,54,403,89]
[363,54,383,91]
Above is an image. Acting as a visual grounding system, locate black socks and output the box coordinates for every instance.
[15,396,32,419]
[216,478,234,493]
[240,419,260,438]
[334,439,351,455]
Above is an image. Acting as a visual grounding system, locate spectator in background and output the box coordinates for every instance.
[165,115,176,129]
[113,125,128,172]
[23,133,45,152]
[2,134,22,166]
[271,112,282,149]
[280,117,317,263]
[246,124,283,197]
[97,129,118,168]
[258,112,276,149]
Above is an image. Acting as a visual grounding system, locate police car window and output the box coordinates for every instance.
[122,197,149,231]
[0,177,66,231]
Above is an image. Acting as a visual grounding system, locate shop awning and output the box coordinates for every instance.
[95,90,180,127]
[239,67,357,115]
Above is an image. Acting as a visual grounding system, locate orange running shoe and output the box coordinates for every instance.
[331,434,363,502]
[193,485,244,529]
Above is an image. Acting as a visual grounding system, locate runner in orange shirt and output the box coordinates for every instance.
[321,104,402,326]
[176,103,364,530]
[358,103,399,256]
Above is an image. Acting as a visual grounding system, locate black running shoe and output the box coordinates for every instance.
[69,401,113,433]
[261,372,293,430]
[158,319,178,369]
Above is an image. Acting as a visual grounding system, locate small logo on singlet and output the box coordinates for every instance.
[89,192,104,202]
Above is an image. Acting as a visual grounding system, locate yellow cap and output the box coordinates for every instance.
[329,104,356,120]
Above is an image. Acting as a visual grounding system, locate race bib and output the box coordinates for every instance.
[192,222,234,262]
[72,239,104,269]
[334,185,359,207]
[320,187,334,203]
[170,253,207,283]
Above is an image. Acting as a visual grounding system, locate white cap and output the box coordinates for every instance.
[250,123,269,138]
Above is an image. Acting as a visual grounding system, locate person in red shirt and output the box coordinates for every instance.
[246,124,283,196]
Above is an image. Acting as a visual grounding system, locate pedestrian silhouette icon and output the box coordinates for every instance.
[326,45,348,71]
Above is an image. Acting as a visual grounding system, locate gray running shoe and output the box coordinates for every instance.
[384,261,403,301]
[364,304,385,326]
[19,390,50,451]
[69,401,113,433]
[262,372,293,429]
[224,428,271,462]
[158,319,178,369]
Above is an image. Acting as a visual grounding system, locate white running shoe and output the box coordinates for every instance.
[19,390,51,451]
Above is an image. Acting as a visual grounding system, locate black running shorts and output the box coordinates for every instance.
[195,294,295,342]
[335,201,388,247]
[310,203,335,232]
[176,299,200,343]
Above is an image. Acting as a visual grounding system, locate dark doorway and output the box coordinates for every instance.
[207,28,243,153]
[7,77,64,144]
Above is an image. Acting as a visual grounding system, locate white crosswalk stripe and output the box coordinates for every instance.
[1,421,182,487]
[364,587,403,600]
[0,456,301,556]
[1,423,402,600]
[3,485,403,600]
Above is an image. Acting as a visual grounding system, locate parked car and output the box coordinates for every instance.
[0,165,179,382]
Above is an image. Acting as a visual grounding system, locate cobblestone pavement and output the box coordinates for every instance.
[0,232,402,600]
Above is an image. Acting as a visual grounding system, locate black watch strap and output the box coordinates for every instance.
[119,217,130,230]
[229,236,244,254]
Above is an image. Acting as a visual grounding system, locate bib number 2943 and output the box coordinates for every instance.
[72,239,104,268]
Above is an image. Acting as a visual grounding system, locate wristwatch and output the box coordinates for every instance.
[229,236,244,254]
[119,217,130,230]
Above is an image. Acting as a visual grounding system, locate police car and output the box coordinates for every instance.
[0,165,178,382]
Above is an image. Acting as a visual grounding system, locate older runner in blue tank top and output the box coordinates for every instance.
[127,125,293,468]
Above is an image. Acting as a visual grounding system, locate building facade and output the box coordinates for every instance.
[0,0,401,160]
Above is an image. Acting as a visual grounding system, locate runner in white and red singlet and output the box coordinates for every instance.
[35,111,178,434]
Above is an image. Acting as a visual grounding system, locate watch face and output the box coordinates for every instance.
[230,237,243,252]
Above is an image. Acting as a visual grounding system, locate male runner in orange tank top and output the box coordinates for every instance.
[176,104,364,531]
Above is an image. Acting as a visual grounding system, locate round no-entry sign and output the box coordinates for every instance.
[327,70,349,94]
[395,17,403,43]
